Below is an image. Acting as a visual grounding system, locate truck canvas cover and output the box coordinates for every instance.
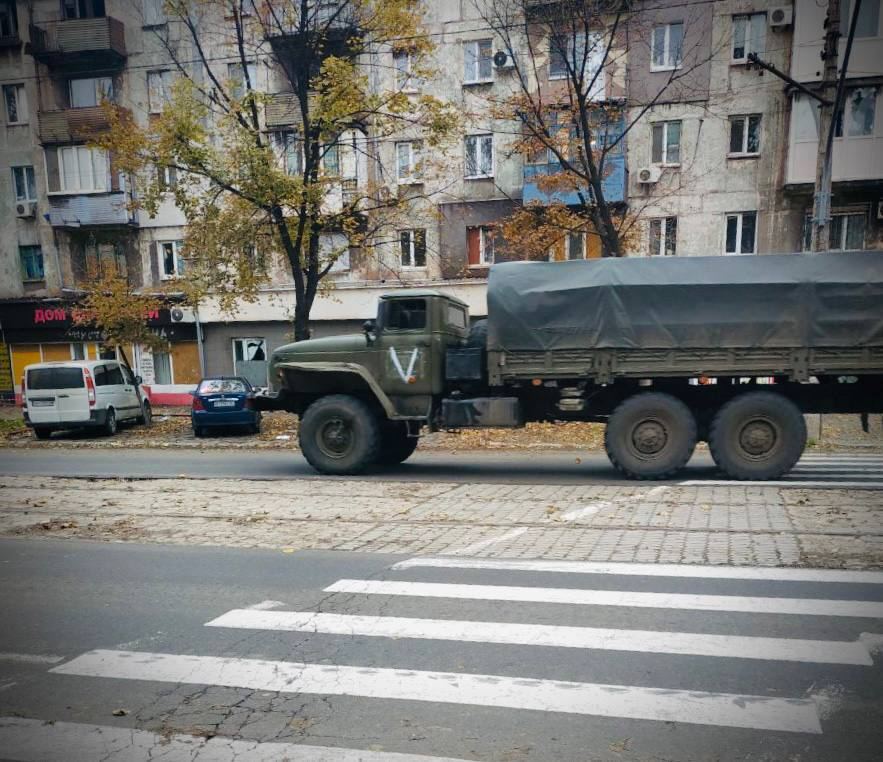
[487,251,883,352]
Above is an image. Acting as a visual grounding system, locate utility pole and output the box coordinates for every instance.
[810,0,841,252]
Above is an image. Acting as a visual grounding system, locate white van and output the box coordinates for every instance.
[22,360,151,439]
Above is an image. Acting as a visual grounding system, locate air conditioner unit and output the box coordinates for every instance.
[493,50,516,70]
[15,202,37,219]
[769,6,793,28]
[170,308,185,322]
[637,166,663,184]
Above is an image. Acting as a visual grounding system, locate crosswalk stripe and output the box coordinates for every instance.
[325,580,883,618]
[205,609,875,665]
[0,717,473,761]
[50,650,823,733]
[391,557,883,584]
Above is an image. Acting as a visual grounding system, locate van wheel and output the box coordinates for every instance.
[377,423,419,465]
[709,392,806,480]
[605,393,697,480]
[33,428,52,440]
[103,408,117,437]
[300,395,380,475]
[137,400,152,427]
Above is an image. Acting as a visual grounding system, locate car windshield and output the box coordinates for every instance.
[198,379,248,394]
[27,367,85,390]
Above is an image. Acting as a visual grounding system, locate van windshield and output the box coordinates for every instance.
[27,367,85,390]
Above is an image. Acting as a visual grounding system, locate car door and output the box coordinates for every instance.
[376,297,433,417]
[120,364,142,418]
[105,362,136,419]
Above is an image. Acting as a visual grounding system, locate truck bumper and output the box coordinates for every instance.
[253,392,285,412]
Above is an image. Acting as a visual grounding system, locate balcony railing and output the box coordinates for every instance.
[38,105,126,144]
[46,192,136,228]
[29,16,126,68]
[523,152,626,206]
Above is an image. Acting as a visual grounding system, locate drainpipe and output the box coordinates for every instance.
[194,304,206,377]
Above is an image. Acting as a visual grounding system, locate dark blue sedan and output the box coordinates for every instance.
[191,377,262,437]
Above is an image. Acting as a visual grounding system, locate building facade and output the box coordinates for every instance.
[2,1,881,400]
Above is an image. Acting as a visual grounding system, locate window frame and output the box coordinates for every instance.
[398,228,427,269]
[651,120,681,165]
[731,13,766,64]
[19,245,45,282]
[724,211,757,255]
[68,76,113,108]
[147,70,175,114]
[835,86,877,138]
[270,129,303,176]
[649,216,678,256]
[3,83,27,124]
[802,211,867,251]
[467,225,495,268]
[158,239,186,280]
[393,49,419,92]
[650,22,684,71]
[0,1,19,38]
[566,231,586,260]
[142,0,166,27]
[395,140,422,184]
[12,165,37,202]
[463,39,494,85]
[52,145,110,194]
[464,133,494,179]
[728,114,762,157]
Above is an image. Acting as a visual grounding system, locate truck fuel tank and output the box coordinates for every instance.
[441,397,522,428]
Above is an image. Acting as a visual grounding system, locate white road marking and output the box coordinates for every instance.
[205,609,875,665]
[50,650,822,733]
[243,600,286,610]
[0,652,64,665]
[0,716,473,761]
[325,579,883,618]
[679,480,883,489]
[559,501,612,522]
[391,557,883,584]
[447,527,528,556]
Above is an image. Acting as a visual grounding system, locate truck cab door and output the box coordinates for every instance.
[377,297,433,416]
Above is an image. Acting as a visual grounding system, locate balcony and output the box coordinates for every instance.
[523,152,626,206]
[38,105,127,144]
[46,192,136,229]
[28,17,126,70]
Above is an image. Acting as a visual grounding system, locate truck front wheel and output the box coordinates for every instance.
[300,395,381,475]
[377,423,419,465]
[605,393,697,480]
[709,392,806,480]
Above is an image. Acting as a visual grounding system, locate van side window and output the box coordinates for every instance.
[93,365,108,386]
[384,299,426,331]
[105,364,124,385]
[122,366,135,385]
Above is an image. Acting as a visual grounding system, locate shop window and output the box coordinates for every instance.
[152,351,172,384]
[71,343,86,360]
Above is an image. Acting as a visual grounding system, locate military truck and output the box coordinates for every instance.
[260,252,883,479]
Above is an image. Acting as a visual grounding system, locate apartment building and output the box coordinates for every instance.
[1,1,880,400]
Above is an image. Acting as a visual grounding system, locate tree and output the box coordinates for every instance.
[476,0,715,258]
[99,0,458,339]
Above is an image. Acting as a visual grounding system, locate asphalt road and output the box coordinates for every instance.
[1,538,882,761]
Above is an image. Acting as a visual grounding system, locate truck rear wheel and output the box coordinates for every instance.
[300,395,380,475]
[709,392,806,480]
[605,393,697,480]
[377,423,419,465]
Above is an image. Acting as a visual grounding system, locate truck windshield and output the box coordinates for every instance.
[383,299,426,330]
[27,367,85,390]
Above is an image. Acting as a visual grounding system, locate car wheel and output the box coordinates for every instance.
[103,408,117,437]
[299,395,380,475]
[709,392,806,480]
[33,428,52,440]
[605,393,697,480]
[194,426,205,438]
[137,400,152,427]
[376,423,419,465]
[250,419,262,435]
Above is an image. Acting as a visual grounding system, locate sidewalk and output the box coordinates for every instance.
[1,475,880,569]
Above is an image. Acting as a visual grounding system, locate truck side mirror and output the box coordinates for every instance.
[363,319,377,346]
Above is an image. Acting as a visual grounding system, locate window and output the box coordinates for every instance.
[835,87,877,137]
[725,211,757,254]
[651,23,683,70]
[803,212,866,250]
[159,240,186,279]
[383,299,427,330]
[566,232,586,260]
[27,367,84,390]
[147,70,175,114]
[841,0,880,39]
[142,0,165,26]
[71,343,86,360]
[322,142,339,174]
[270,130,303,176]
[56,146,109,192]
[62,0,105,20]
[234,338,267,363]
[105,364,124,385]
[394,50,418,91]
[12,166,36,202]
[228,61,258,99]
[447,304,468,330]
[732,13,766,63]
[467,226,495,267]
[649,217,677,256]
[200,378,248,394]
[1,1,19,38]
[152,351,172,384]
[98,347,117,360]
[651,120,681,164]
[3,84,27,124]
[85,241,126,278]
[463,39,493,84]
[19,245,44,281]
[729,115,761,156]
[399,229,426,268]
[464,134,493,178]
[69,77,113,108]
[157,165,177,191]
[549,31,606,97]
[395,141,421,183]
